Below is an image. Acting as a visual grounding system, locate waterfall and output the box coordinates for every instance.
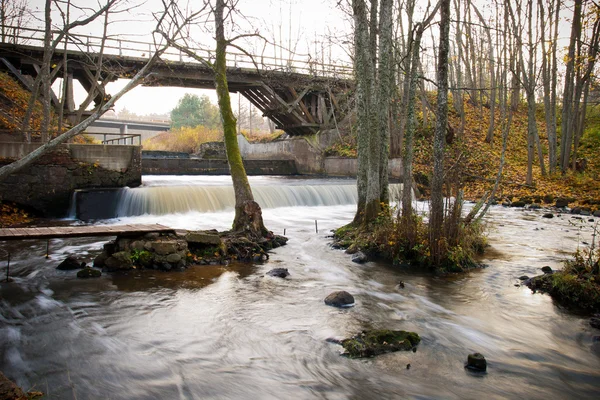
[113,183,404,217]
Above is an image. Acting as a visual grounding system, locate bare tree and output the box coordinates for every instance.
[429,0,450,265]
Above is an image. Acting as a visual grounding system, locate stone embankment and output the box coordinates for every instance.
[91,229,287,272]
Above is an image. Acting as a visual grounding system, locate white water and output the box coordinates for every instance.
[113,176,403,217]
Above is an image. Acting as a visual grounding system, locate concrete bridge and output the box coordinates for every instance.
[0,26,353,136]
[85,117,170,142]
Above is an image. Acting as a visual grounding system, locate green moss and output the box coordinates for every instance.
[130,249,153,267]
[341,329,421,358]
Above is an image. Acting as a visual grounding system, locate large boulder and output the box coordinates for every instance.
[324,291,355,307]
[340,330,421,358]
[56,256,83,270]
[104,251,133,271]
[93,252,108,268]
[152,241,179,255]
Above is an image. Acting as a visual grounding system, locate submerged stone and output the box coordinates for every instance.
[542,213,554,219]
[77,267,102,278]
[590,317,600,330]
[324,291,355,307]
[465,352,487,372]
[340,329,421,358]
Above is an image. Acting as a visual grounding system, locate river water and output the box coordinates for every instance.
[1,176,599,399]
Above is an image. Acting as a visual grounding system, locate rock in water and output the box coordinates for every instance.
[56,256,82,270]
[352,251,368,264]
[340,330,421,358]
[541,266,553,274]
[77,267,102,279]
[465,353,487,372]
[590,317,600,329]
[266,268,290,278]
[324,291,355,307]
[542,213,554,219]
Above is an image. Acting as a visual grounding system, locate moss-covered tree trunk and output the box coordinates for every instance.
[214,0,267,236]
[377,0,393,206]
[429,0,450,265]
[352,0,374,225]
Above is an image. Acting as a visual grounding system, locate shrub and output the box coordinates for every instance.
[143,126,223,153]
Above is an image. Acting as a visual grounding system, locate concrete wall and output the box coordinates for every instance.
[142,158,297,176]
[237,131,339,174]
[238,132,403,179]
[0,143,141,216]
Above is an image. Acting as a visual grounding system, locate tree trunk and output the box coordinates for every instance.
[560,0,582,172]
[377,0,393,206]
[352,0,373,224]
[214,0,267,236]
[430,0,451,266]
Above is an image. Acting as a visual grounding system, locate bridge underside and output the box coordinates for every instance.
[0,43,353,136]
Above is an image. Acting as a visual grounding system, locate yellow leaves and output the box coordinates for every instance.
[0,202,33,227]
[143,126,223,153]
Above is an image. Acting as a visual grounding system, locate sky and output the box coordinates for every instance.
[26,0,352,116]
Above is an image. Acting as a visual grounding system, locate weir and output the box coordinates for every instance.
[73,181,404,219]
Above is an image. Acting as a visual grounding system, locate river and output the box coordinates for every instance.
[1,176,599,399]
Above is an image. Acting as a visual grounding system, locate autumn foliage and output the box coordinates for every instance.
[142,126,223,153]
[0,71,60,139]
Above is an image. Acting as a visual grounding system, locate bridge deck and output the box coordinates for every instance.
[0,224,175,241]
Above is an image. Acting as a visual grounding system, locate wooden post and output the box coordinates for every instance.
[5,253,9,282]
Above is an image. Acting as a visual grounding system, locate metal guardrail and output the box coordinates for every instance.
[0,25,353,79]
[101,133,141,145]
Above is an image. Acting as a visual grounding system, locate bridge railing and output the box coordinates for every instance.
[0,25,353,79]
[100,133,141,145]
[0,129,141,146]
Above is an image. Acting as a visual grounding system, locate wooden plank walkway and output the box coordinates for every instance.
[0,224,175,241]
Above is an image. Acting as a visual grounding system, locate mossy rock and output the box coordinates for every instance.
[341,329,420,358]
[77,267,102,278]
